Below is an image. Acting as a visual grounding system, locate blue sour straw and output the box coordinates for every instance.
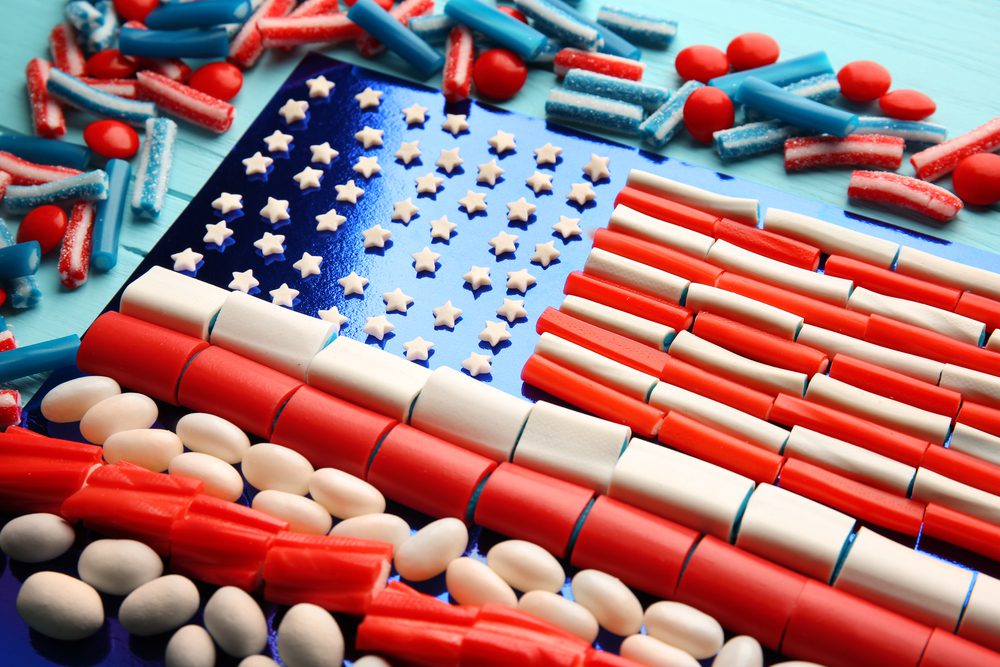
[91,159,131,273]
[145,0,253,30]
[710,51,834,97]
[445,0,548,60]
[735,77,858,137]
[0,335,81,383]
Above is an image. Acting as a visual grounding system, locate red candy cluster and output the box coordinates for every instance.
[837,60,936,121]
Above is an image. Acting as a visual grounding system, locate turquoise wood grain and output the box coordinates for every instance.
[0,0,998,403]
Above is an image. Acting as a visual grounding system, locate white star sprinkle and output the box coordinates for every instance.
[415,172,443,194]
[203,220,233,246]
[293,165,323,189]
[171,247,202,272]
[433,300,463,328]
[362,224,392,249]
[553,215,582,239]
[526,171,553,194]
[411,246,440,273]
[506,268,537,293]
[383,288,414,313]
[403,336,434,362]
[263,130,293,153]
[354,126,384,149]
[442,113,469,136]
[355,87,382,109]
[507,197,537,223]
[278,98,309,124]
[315,209,346,232]
[489,130,517,155]
[477,159,504,186]
[318,306,347,333]
[259,196,290,224]
[335,180,364,204]
[436,148,463,174]
[253,232,285,256]
[464,265,491,290]
[353,155,381,178]
[479,320,511,347]
[497,298,527,323]
[395,141,421,165]
[364,315,394,340]
[292,251,323,278]
[305,74,334,98]
[212,192,242,214]
[339,271,368,295]
[310,142,339,164]
[391,198,419,224]
[534,143,563,165]
[429,215,456,241]
[489,230,518,256]
[583,154,611,181]
[567,182,597,206]
[459,190,487,215]
[229,269,259,293]
[462,352,492,377]
[531,241,561,267]
[402,103,428,125]
[269,283,299,307]
[242,151,272,175]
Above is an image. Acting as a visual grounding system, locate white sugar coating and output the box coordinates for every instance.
[119,575,200,636]
[310,468,386,519]
[571,569,643,635]
[16,571,104,640]
[446,557,517,607]
[175,412,251,464]
[79,392,158,444]
[486,540,565,593]
[252,490,332,535]
[548,89,644,120]
[394,517,469,581]
[242,443,314,495]
[78,539,163,595]
[330,513,410,553]
[169,452,245,502]
[0,513,76,563]
[204,587,268,658]
[166,625,216,667]
[278,603,345,667]
[41,375,120,423]
[103,428,184,472]
[598,7,676,36]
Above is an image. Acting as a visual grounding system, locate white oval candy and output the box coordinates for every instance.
[238,657,280,667]
[278,603,344,667]
[712,635,763,667]
[79,392,158,444]
[242,443,314,495]
[622,634,700,667]
[446,557,517,607]
[329,513,410,552]
[486,540,565,593]
[119,574,199,636]
[309,468,385,519]
[16,571,104,640]
[103,428,183,472]
[0,513,75,563]
[204,586,268,657]
[252,490,331,535]
[41,376,121,423]
[645,601,725,659]
[78,539,163,595]
[169,451,244,502]
[165,625,216,667]
[394,518,468,581]
[354,657,392,667]
[518,590,599,642]
[175,412,251,464]
[570,569,643,636]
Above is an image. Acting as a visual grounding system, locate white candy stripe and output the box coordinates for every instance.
[627,169,759,225]
[763,207,899,269]
[535,332,657,401]
[896,245,1000,302]
[120,266,229,341]
[950,423,1000,468]
[912,468,1000,528]
[783,426,916,495]
[584,248,689,304]
[561,295,674,350]
[796,324,944,384]
[608,204,715,258]
[847,286,985,345]
[938,364,1000,410]
[684,283,803,339]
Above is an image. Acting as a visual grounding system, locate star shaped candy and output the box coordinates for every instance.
[403,336,434,362]
[242,151,273,176]
[567,182,597,206]
[507,197,536,223]
[353,155,381,178]
[489,130,516,155]
[395,141,421,165]
[335,180,364,204]
[254,232,286,256]
[355,87,382,109]
[479,320,511,347]
[364,315,394,340]
[315,208,346,232]
[462,352,492,377]
[477,159,504,187]
[464,265,491,290]
[318,306,348,333]
[583,154,611,181]
[402,102,428,125]
[339,271,368,295]
[293,165,324,189]
[411,246,440,273]
[534,142,563,165]
[433,300,463,328]
[269,283,299,307]
[415,172,443,194]
[442,113,469,136]
[203,220,233,246]
[383,287,414,313]
[259,196,290,223]
[310,142,339,164]
[497,298,527,323]
[489,230,518,256]
[171,247,203,272]
[526,171,553,194]
[553,215,582,239]
[278,98,309,124]
[459,190,487,215]
[305,74,334,98]
[355,126,384,149]
[362,224,392,249]
[229,269,259,293]
[391,198,419,224]
[506,268,537,293]
[292,251,323,278]
[212,192,242,214]
[429,215,456,241]
[436,148,463,174]
[263,130,293,152]
[531,241,561,267]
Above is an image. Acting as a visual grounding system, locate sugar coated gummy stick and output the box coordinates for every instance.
[288,0,345,17]
[408,14,455,44]
[911,116,1000,181]
[79,77,140,99]
[136,71,235,133]
[545,89,643,135]
[0,220,42,309]
[258,13,363,49]
[0,335,79,383]
[131,118,178,219]
[714,120,799,160]
[119,26,231,59]
[145,0,254,30]
[90,159,129,272]
[441,25,474,102]
[854,116,947,145]
[512,0,599,50]
[353,0,434,59]
[58,201,95,289]
[46,67,157,126]
[3,170,109,213]
[0,151,81,185]
[563,69,669,112]
[0,133,91,170]
[49,23,86,76]
[0,172,9,204]
[535,0,639,60]
[784,134,904,171]
[848,170,963,222]
[444,0,547,60]
[736,77,858,137]
[88,0,119,52]
[639,80,702,148]
[553,48,644,80]
[229,0,294,66]
[348,0,443,78]
[596,5,677,49]
[710,50,833,96]
[25,59,66,139]
[743,73,840,122]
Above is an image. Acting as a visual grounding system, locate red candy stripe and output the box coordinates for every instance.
[865,313,1000,377]
[659,411,784,484]
[922,502,1000,564]
[25,58,66,139]
[615,186,720,236]
[57,201,95,289]
[0,433,103,514]
[564,270,694,331]
[920,628,1000,667]
[784,134,905,171]
[553,48,645,81]
[921,445,1000,499]
[229,0,296,68]
[848,170,963,222]
[441,25,474,103]
[957,401,1000,440]
[0,151,81,185]
[49,23,85,76]
[829,354,962,418]
[954,291,1000,333]
[79,77,141,99]
[824,254,961,311]
[714,217,821,270]
[136,70,235,133]
[692,312,830,375]
[910,116,1000,181]
[289,0,345,17]
[659,356,775,420]
[258,13,364,49]
[355,0,433,57]
[593,228,724,286]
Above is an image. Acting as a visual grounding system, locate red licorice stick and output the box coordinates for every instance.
[954,291,1000,333]
[718,272,870,337]
[829,354,962,418]
[49,23,85,76]
[136,70,235,133]
[614,186,720,236]
[441,25,474,103]
[824,254,962,311]
[79,77,140,99]
[770,394,930,467]
[355,0,434,57]
[920,445,1000,498]
[229,0,295,68]
[865,314,1000,377]
[922,502,1000,563]
[777,458,925,536]
[0,434,102,514]
[592,228,723,286]
[25,58,66,139]
[714,217,821,270]
[0,150,81,185]
[536,307,671,377]
[659,357,775,420]
[692,312,829,375]
[58,201,95,289]
[553,48,645,80]
[564,270,693,331]
[957,401,1000,439]
[784,134,905,172]
[259,13,363,49]
[521,353,666,438]
[919,628,1000,667]
[659,411,784,483]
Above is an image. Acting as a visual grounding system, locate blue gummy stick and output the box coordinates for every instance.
[0,243,41,281]
[145,0,252,29]
[131,118,178,219]
[0,133,91,170]
[513,0,601,51]
[347,0,444,78]
[596,5,677,49]
[545,89,643,135]
[735,77,858,137]
[0,335,80,383]
[445,0,547,60]
[710,51,834,97]
[119,26,231,59]
[4,170,109,213]
[46,68,157,126]
[744,73,840,122]
[639,80,702,148]
[563,69,670,112]
[91,159,131,273]
[0,220,41,309]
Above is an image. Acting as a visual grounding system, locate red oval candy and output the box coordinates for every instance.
[188,62,244,102]
[837,60,891,103]
[879,89,936,121]
[683,86,735,144]
[473,49,528,101]
[113,0,160,22]
[84,120,141,160]
[84,49,138,80]
[497,6,528,22]
[726,33,779,71]
[952,153,1000,206]
[675,45,729,83]
[17,205,68,255]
